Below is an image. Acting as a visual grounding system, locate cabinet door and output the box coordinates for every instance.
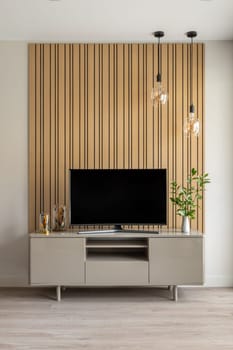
[30,238,85,285]
[149,238,204,285]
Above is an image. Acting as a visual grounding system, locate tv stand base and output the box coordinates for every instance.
[55,285,178,302]
[79,225,159,234]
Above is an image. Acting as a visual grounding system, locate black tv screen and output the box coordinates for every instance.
[70,169,167,226]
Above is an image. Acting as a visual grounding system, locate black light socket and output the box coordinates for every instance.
[156,73,162,83]
[189,104,195,113]
[186,31,197,39]
[153,31,165,39]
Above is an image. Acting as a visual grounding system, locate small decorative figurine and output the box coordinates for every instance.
[52,205,66,231]
[39,213,50,235]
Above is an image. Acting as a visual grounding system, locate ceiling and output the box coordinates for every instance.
[0,0,232,42]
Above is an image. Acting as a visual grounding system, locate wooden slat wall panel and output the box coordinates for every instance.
[28,43,205,233]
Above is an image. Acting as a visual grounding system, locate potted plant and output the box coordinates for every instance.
[170,168,211,233]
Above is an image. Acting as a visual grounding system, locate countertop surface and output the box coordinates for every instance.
[30,229,204,238]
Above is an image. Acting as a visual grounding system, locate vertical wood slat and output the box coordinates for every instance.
[50,44,56,217]
[94,45,100,169]
[124,45,129,169]
[35,45,41,225]
[87,44,95,169]
[190,43,198,231]
[175,44,183,230]
[102,45,109,169]
[28,43,205,233]
[109,44,115,169]
[55,45,58,208]
[79,45,85,169]
[143,44,147,170]
[197,44,204,232]
[146,44,153,169]
[161,44,168,170]
[58,45,65,205]
[131,44,139,169]
[117,44,124,169]
[65,44,70,211]
[167,44,175,229]
[153,44,159,169]
[138,44,144,170]
[182,44,188,214]
[72,44,79,169]
[43,44,51,215]
[29,44,36,232]
[40,45,44,214]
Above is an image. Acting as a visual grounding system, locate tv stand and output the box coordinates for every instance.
[29,230,204,301]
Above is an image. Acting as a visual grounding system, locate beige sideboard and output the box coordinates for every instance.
[29,231,204,301]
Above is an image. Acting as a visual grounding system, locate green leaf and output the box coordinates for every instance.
[191,168,197,176]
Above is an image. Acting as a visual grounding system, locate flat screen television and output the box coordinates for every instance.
[70,169,167,231]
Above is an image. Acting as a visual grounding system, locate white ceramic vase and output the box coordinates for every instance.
[182,216,190,234]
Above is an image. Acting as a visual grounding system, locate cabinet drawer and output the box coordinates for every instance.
[30,238,85,285]
[86,261,149,285]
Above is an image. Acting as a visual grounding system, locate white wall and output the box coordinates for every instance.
[0,41,232,286]
[205,41,233,286]
[0,42,28,285]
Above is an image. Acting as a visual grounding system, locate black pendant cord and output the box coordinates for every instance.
[153,31,164,84]
[157,37,161,83]
[190,37,193,111]
[187,31,197,113]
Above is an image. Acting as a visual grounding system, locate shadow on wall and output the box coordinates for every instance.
[0,227,28,286]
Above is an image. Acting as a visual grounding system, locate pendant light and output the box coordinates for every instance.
[151,31,168,106]
[184,31,200,137]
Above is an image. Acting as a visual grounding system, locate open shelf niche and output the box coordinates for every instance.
[86,237,149,262]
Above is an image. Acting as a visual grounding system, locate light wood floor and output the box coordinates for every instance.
[0,287,233,350]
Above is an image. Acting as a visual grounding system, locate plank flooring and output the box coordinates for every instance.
[0,287,233,350]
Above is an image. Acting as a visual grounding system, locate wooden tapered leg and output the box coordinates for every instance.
[56,286,61,302]
[173,285,178,301]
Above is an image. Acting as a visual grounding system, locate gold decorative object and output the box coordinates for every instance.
[52,205,66,231]
[39,213,50,234]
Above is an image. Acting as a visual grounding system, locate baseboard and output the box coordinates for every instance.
[0,275,28,287]
[205,275,233,287]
